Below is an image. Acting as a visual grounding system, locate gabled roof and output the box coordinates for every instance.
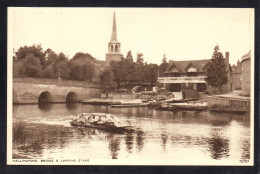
[241,51,250,62]
[165,59,211,73]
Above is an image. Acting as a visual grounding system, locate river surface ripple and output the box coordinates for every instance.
[12,103,250,160]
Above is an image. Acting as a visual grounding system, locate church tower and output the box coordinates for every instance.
[106,12,122,66]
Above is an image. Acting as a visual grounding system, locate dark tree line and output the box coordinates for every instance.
[108,51,169,89]
[13,45,96,81]
[14,45,170,89]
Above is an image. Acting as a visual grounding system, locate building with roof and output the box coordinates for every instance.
[158,52,231,92]
[91,13,122,82]
[241,51,251,96]
[105,12,123,66]
[230,60,242,90]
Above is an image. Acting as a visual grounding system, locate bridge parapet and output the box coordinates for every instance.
[13,82,101,104]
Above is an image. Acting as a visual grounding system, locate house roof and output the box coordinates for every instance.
[241,51,250,62]
[165,59,211,73]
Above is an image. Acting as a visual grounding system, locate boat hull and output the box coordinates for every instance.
[70,121,133,133]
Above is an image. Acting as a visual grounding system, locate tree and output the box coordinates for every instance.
[126,51,133,63]
[42,64,55,78]
[159,54,169,77]
[15,45,46,68]
[44,48,58,67]
[13,60,25,77]
[69,57,95,81]
[144,63,158,84]
[134,53,145,83]
[136,53,144,66]
[100,69,114,91]
[110,59,124,87]
[23,53,43,77]
[72,52,95,60]
[206,45,228,93]
[55,62,71,79]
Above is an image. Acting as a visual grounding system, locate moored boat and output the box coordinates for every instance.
[155,102,208,111]
[110,103,149,108]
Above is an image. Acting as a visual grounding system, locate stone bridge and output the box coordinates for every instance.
[13,82,101,104]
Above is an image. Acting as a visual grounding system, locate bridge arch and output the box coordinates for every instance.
[13,90,18,104]
[38,91,53,103]
[66,92,78,103]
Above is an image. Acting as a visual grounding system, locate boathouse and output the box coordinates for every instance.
[158,52,231,92]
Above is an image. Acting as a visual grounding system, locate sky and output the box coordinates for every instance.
[8,8,254,65]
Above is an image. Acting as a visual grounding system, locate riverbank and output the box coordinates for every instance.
[82,90,250,113]
[207,91,250,113]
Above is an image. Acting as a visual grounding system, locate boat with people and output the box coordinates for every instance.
[70,113,133,133]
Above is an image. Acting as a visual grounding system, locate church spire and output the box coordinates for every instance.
[110,12,118,42]
[106,12,122,66]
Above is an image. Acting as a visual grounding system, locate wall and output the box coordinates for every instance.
[231,72,242,90]
[241,59,251,96]
[207,96,250,109]
[105,53,122,66]
[13,82,101,104]
[182,89,199,99]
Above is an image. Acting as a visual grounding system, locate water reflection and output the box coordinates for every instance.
[66,103,78,111]
[136,131,145,153]
[241,139,250,159]
[38,103,53,111]
[207,130,230,159]
[160,132,168,152]
[12,103,251,160]
[125,132,134,153]
[107,134,121,159]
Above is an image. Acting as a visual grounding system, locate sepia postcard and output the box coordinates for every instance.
[7,7,254,165]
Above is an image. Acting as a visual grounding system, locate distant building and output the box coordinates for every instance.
[92,12,122,82]
[158,52,231,92]
[241,51,251,96]
[231,60,242,90]
[105,12,123,66]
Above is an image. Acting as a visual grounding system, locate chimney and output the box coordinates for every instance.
[225,52,229,59]
[225,51,229,65]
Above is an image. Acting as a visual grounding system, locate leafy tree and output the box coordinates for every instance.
[69,57,95,81]
[42,64,55,78]
[55,62,71,79]
[110,51,159,88]
[144,63,158,84]
[206,45,228,93]
[136,53,144,66]
[159,54,169,77]
[126,51,133,63]
[110,59,124,87]
[15,45,46,68]
[13,60,25,77]
[44,48,58,67]
[100,69,114,90]
[72,52,95,60]
[134,53,145,83]
[23,53,43,77]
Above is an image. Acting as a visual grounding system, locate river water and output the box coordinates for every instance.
[12,103,251,161]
